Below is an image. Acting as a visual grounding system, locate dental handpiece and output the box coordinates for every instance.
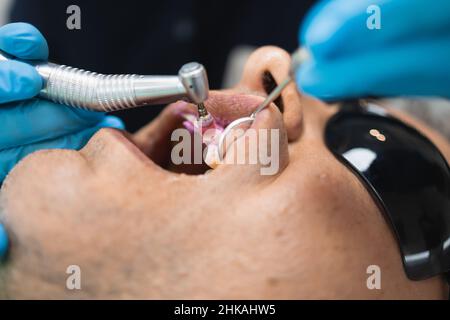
[0,50,210,115]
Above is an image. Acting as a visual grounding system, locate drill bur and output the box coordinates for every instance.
[197,102,213,126]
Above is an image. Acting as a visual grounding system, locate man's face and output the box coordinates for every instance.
[0,47,448,299]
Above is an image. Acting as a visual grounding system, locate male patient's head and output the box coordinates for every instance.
[0,46,449,299]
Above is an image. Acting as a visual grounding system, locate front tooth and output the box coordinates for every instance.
[204,144,221,169]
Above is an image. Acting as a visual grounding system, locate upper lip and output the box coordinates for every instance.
[165,90,271,126]
[202,91,269,126]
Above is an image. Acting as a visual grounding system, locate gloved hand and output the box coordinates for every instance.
[0,23,124,258]
[296,0,450,101]
[0,23,124,182]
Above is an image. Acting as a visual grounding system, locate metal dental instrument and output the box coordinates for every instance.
[218,48,310,160]
[0,50,210,121]
[196,102,213,126]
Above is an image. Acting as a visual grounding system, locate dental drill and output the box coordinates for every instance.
[0,50,212,124]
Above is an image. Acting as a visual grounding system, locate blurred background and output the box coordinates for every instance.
[0,0,449,138]
[0,0,12,26]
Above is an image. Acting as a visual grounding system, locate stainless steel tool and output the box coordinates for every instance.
[0,50,210,114]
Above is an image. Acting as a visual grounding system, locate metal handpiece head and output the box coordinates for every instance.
[179,62,209,104]
[179,62,212,126]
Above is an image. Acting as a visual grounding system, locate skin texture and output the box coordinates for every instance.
[0,46,449,299]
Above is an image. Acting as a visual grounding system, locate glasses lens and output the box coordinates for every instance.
[325,101,450,280]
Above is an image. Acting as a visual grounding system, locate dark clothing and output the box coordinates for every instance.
[10,0,315,131]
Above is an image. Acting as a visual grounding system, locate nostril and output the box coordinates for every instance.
[262,71,284,113]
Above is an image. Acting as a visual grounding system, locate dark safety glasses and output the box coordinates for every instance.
[324,100,450,281]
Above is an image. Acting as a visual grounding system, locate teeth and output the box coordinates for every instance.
[180,112,224,169]
[198,114,214,127]
[181,113,197,122]
[204,144,220,169]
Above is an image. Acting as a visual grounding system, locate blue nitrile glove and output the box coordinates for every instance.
[0,23,124,259]
[296,0,450,101]
[0,224,7,259]
[0,22,125,182]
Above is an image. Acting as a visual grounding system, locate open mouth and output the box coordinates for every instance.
[115,71,284,175]
[180,91,281,169]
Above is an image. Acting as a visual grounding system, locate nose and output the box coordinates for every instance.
[237,46,304,141]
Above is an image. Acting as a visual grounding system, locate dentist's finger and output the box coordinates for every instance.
[300,0,450,60]
[0,22,49,60]
[0,60,42,104]
[297,35,450,100]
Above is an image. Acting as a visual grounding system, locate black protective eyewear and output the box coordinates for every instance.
[325,100,450,281]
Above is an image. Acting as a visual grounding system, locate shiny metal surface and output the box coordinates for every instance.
[0,50,209,112]
[218,116,254,160]
[179,62,209,104]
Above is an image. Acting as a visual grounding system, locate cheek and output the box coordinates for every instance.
[278,140,385,242]
[255,149,411,297]
[0,150,145,297]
